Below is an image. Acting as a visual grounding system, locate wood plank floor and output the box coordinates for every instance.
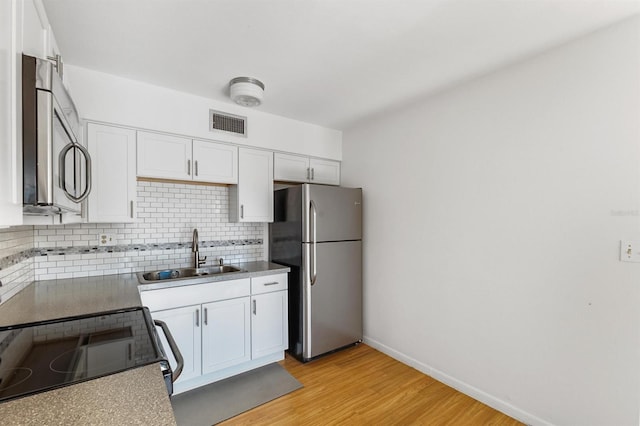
[221,344,523,425]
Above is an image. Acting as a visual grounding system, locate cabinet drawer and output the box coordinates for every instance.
[140,278,250,312]
[251,273,287,295]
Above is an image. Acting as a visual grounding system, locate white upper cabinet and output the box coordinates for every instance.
[137,131,238,184]
[274,153,340,185]
[137,131,192,180]
[230,148,273,223]
[87,123,137,223]
[192,140,238,184]
[309,158,341,185]
[22,0,47,59]
[273,153,310,182]
[0,0,23,227]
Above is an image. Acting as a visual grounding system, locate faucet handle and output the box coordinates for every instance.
[198,255,207,267]
[218,258,224,266]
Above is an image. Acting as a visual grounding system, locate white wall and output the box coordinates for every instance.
[63,65,342,160]
[342,17,640,426]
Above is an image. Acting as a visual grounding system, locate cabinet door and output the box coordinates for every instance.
[309,158,341,185]
[137,131,192,180]
[87,123,137,222]
[201,297,251,374]
[22,0,47,59]
[0,0,22,227]
[233,148,273,222]
[251,291,288,359]
[274,153,309,182]
[152,305,202,384]
[192,140,238,184]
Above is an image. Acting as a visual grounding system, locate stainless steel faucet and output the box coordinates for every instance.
[192,228,206,268]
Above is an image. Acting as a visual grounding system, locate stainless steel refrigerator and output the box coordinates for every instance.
[270,184,362,362]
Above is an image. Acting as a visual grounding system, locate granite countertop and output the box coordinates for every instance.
[0,260,289,425]
[0,364,176,426]
[0,261,290,326]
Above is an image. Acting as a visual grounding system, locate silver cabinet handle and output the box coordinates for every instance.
[195,160,198,176]
[154,319,184,383]
[187,159,191,176]
[253,299,257,315]
[240,204,244,219]
[195,308,199,327]
[130,200,134,218]
[306,167,310,180]
[204,307,208,325]
[311,168,315,180]
[263,281,279,286]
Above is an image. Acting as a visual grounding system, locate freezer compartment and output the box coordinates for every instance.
[302,184,362,243]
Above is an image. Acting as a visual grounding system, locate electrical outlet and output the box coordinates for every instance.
[620,241,640,262]
[98,234,116,246]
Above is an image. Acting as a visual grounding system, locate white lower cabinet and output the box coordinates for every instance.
[151,304,202,383]
[140,273,288,394]
[251,290,288,359]
[201,297,251,374]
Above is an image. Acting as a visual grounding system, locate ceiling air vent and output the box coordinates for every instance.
[209,109,247,137]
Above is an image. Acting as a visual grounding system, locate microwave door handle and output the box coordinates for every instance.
[58,142,75,201]
[73,143,92,203]
[59,143,92,203]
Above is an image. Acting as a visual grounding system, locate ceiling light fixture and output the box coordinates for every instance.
[229,77,265,107]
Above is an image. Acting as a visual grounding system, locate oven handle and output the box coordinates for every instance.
[154,319,184,383]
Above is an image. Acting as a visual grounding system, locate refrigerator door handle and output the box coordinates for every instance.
[310,200,318,286]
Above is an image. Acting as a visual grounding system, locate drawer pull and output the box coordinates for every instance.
[263,281,279,286]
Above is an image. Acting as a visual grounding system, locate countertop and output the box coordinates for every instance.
[0,261,289,425]
[0,364,176,426]
[0,261,290,326]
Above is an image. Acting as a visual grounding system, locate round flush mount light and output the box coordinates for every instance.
[229,77,265,107]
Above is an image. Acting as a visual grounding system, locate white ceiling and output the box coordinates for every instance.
[43,0,639,130]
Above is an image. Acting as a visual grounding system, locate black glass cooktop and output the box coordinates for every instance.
[0,307,164,402]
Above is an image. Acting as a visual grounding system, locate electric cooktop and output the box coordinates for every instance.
[0,307,165,402]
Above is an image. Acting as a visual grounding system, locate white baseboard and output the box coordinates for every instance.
[363,336,552,426]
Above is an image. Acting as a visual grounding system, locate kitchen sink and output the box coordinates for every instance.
[139,265,244,283]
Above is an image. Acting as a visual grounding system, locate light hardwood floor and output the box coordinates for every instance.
[221,344,523,425]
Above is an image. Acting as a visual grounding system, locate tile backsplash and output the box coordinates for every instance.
[0,226,35,304]
[0,180,267,304]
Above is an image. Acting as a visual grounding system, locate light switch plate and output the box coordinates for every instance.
[620,241,640,262]
[98,234,116,246]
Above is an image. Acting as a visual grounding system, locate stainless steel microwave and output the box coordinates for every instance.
[22,54,91,215]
